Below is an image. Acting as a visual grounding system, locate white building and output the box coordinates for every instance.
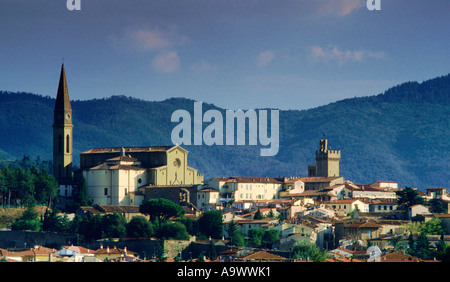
[206,176,284,205]
[83,155,146,206]
[196,188,220,211]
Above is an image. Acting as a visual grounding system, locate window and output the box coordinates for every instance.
[66,135,70,153]
[104,188,108,196]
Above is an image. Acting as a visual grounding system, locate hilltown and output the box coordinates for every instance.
[0,65,448,263]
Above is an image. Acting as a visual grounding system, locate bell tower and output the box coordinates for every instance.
[53,64,73,183]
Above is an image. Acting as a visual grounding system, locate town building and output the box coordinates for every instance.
[205,176,285,206]
[80,145,203,206]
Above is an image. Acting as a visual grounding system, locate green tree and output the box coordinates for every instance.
[388,235,405,252]
[101,212,127,239]
[77,213,104,241]
[248,228,265,248]
[42,208,71,233]
[262,229,280,249]
[197,253,205,262]
[421,217,444,235]
[178,217,199,236]
[74,172,90,208]
[126,215,154,238]
[0,170,7,207]
[413,233,433,260]
[15,168,35,206]
[10,206,41,231]
[396,187,424,209]
[254,208,263,219]
[156,221,190,240]
[225,220,245,246]
[139,198,185,225]
[428,199,447,214]
[198,210,223,239]
[31,168,58,208]
[208,240,218,260]
[291,238,326,262]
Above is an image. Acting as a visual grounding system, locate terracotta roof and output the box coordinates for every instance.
[379,252,419,262]
[63,245,96,254]
[346,222,381,229]
[220,248,244,255]
[0,248,16,257]
[298,176,342,183]
[106,155,138,162]
[95,204,140,213]
[89,163,144,171]
[95,246,136,255]
[235,218,278,224]
[238,250,286,261]
[16,246,57,256]
[81,146,174,154]
[229,176,284,184]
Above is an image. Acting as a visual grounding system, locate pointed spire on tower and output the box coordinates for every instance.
[54,64,72,113]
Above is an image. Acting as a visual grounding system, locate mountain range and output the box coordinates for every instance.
[0,74,449,189]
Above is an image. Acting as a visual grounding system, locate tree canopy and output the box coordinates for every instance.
[139,198,185,224]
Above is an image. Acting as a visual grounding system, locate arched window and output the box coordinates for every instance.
[66,135,70,153]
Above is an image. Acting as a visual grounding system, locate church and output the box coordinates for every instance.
[52,64,203,207]
[80,145,203,206]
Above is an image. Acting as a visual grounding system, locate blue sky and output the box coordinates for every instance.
[0,0,449,110]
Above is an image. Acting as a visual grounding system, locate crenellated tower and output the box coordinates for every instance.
[309,139,340,177]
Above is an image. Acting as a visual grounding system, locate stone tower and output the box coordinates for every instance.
[313,139,340,177]
[53,64,73,183]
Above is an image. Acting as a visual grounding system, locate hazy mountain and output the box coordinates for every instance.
[0,74,449,189]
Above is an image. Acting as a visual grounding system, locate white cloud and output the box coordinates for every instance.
[151,51,181,73]
[256,50,275,67]
[310,45,385,65]
[134,29,173,50]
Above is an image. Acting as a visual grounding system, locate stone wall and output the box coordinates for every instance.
[0,230,78,249]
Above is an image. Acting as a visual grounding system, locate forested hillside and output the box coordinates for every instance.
[0,74,448,189]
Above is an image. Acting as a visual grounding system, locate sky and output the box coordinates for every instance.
[0,0,449,110]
